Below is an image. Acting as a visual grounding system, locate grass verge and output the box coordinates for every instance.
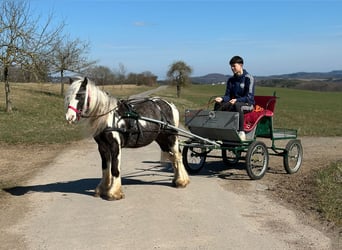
[315,160,342,227]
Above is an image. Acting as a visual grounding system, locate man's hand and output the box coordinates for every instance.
[229,98,237,104]
[215,97,223,103]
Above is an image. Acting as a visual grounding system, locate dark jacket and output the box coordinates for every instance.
[222,69,255,105]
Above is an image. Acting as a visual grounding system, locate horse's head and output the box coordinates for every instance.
[65,77,91,123]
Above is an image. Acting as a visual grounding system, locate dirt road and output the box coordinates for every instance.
[1,86,340,249]
[1,137,335,250]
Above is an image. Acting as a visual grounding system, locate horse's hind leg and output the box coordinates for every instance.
[160,151,171,168]
[160,137,190,188]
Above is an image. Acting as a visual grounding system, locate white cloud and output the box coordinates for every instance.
[133,21,147,27]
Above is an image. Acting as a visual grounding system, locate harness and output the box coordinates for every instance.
[67,87,176,143]
[105,98,174,144]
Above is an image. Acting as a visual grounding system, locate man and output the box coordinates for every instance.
[214,55,255,141]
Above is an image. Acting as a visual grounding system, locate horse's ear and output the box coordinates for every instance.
[68,78,73,85]
[81,77,88,88]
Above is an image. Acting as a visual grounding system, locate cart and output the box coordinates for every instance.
[180,95,303,180]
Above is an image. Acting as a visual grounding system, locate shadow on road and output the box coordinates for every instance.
[3,161,287,198]
[3,164,176,197]
[3,178,100,197]
[191,160,286,180]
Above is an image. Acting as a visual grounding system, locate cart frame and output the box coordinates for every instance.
[180,94,303,180]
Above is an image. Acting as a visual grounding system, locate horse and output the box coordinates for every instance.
[64,77,190,200]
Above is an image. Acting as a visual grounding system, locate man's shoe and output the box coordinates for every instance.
[238,131,246,141]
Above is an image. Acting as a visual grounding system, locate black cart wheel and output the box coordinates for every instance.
[222,149,240,165]
[182,146,206,174]
[283,139,303,174]
[246,141,269,180]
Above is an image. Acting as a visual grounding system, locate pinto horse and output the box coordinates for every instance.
[64,77,190,200]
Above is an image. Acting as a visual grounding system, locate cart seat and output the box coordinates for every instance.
[244,95,277,132]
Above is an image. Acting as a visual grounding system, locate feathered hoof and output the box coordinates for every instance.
[107,191,125,201]
[94,187,102,197]
[94,186,125,200]
[173,179,190,188]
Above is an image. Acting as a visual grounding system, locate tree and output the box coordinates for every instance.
[83,65,115,85]
[126,71,157,86]
[116,62,126,89]
[167,60,192,98]
[51,37,95,95]
[0,0,64,112]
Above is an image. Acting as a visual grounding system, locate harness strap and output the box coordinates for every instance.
[68,105,81,114]
[117,99,145,144]
[68,105,82,121]
[111,98,172,144]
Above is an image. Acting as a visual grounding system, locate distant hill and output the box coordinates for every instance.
[264,70,342,80]
[191,70,342,84]
[191,73,229,84]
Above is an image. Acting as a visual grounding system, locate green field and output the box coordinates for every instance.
[0,83,341,144]
[154,84,342,136]
[0,83,152,144]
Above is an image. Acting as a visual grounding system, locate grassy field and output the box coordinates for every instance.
[154,84,342,136]
[0,82,153,144]
[0,82,341,226]
[0,83,342,144]
[1,83,341,144]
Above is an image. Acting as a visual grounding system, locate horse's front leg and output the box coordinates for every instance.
[94,134,124,200]
[107,137,124,200]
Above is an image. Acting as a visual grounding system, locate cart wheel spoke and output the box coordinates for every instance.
[182,146,206,174]
[283,139,303,174]
[246,141,269,180]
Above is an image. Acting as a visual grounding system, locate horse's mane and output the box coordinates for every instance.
[66,77,118,136]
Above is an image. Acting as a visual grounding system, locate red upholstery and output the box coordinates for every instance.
[244,96,277,132]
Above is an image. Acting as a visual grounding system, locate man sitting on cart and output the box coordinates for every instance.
[214,55,255,141]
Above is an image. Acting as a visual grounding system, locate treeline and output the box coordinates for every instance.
[82,65,158,86]
[4,64,158,87]
[257,78,342,92]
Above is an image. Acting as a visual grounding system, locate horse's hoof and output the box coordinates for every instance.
[107,192,125,201]
[173,179,189,188]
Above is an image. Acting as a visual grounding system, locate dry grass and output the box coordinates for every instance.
[315,160,342,226]
[0,82,154,144]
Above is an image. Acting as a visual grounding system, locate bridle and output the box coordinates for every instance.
[67,105,83,121]
[67,89,117,120]
[67,89,91,121]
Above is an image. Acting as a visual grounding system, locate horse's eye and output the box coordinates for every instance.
[76,91,86,99]
[76,93,84,99]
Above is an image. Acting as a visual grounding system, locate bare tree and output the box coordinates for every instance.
[0,0,64,112]
[167,60,192,98]
[116,62,126,89]
[83,65,115,85]
[126,71,157,86]
[51,37,95,95]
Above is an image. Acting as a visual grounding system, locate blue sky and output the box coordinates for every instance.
[30,0,342,79]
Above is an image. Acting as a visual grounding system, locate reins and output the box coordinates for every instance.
[67,104,116,120]
[184,96,217,126]
[80,107,117,119]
